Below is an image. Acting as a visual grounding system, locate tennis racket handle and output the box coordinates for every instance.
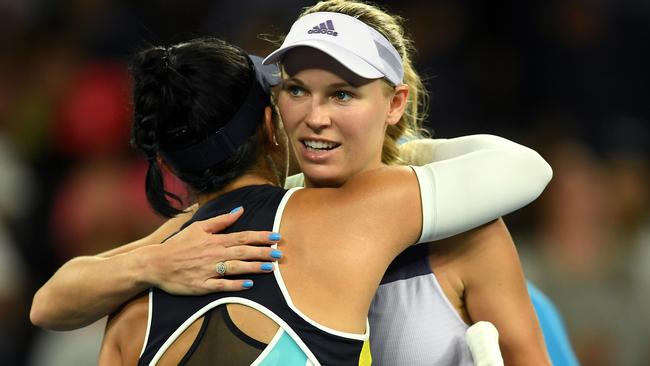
[466,321,504,366]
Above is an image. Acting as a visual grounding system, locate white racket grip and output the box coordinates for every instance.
[466,321,504,366]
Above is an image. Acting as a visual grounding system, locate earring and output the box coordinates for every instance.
[272,135,279,147]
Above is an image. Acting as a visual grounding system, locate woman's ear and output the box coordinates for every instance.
[386,84,409,126]
[262,106,278,146]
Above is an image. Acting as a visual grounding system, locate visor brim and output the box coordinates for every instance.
[263,39,384,81]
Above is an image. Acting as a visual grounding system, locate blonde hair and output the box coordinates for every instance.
[301,0,429,164]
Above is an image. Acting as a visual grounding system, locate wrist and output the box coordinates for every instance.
[128,244,160,289]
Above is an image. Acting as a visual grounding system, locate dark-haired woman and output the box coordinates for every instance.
[97,37,550,365]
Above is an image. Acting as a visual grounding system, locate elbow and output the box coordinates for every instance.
[475,135,553,197]
[502,148,553,211]
[506,142,553,202]
[543,159,553,187]
[530,151,553,198]
[30,289,67,330]
[30,290,50,328]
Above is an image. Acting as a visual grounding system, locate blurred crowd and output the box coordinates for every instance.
[1,0,648,365]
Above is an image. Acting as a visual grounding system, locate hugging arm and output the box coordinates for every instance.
[288,135,551,243]
[29,209,194,330]
[299,135,552,250]
[320,131,552,252]
[407,134,552,242]
[404,136,552,363]
[30,208,281,330]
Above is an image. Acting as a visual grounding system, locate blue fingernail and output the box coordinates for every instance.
[269,232,281,241]
[242,280,254,288]
[271,250,283,259]
[230,206,242,214]
[261,263,273,271]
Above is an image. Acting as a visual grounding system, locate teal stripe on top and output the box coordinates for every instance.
[259,330,309,366]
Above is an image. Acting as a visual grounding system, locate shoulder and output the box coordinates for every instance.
[429,219,514,262]
[293,165,418,211]
[288,165,421,248]
[428,219,523,296]
[109,291,150,331]
[444,219,519,278]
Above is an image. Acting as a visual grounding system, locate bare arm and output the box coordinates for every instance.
[30,208,281,330]
[96,205,198,258]
[30,209,192,330]
[459,220,550,365]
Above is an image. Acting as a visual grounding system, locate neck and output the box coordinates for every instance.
[194,138,291,205]
[196,173,276,207]
[303,161,388,188]
[195,152,285,206]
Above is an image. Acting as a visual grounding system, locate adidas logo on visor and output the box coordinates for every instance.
[307,19,338,36]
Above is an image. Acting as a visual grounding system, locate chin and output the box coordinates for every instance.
[303,168,346,188]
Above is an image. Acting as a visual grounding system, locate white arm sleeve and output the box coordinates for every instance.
[411,134,553,243]
[284,173,305,189]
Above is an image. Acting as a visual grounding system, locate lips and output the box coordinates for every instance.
[302,139,341,151]
[297,138,341,163]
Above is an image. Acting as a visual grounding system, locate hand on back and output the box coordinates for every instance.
[139,207,282,295]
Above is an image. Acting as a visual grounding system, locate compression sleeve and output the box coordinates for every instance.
[284,173,305,189]
[412,134,552,243]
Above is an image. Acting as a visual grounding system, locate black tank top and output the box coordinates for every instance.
[137,185,371,366]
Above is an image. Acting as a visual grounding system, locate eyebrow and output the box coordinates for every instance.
[328,82,355,89]
[281,76,305,87]
[281,76,356,90]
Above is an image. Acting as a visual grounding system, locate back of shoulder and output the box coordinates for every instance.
[103,291,150,365]
[109,291,149,326]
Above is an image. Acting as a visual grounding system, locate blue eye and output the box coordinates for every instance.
[287,85,305,97]
[334,90,352,102]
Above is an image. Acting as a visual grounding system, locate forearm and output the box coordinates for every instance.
[31,209,192,330]
[30,244,153,330]
[30,208,276,330]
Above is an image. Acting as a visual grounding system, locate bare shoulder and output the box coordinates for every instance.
[277,166,423,331]
[433,219,525,301]
[428,219,513,266]
[426,220,513,323]
[99,291,150,366]
[290,165,421,247]
[455,219,520,276]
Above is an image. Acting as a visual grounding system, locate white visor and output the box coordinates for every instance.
[263,12,404,85]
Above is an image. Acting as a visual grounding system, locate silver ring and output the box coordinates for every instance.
[215,261,228,276]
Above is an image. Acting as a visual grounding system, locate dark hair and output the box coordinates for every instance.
[130,38,263,217]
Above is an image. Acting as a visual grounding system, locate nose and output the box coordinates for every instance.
[304,99,331,132]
